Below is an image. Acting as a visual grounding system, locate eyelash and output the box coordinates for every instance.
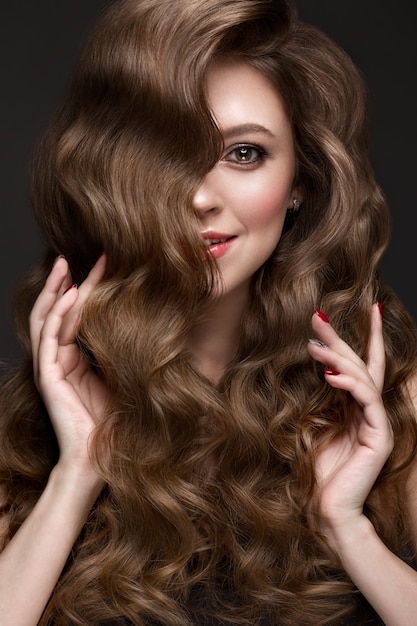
[223,143,268,166]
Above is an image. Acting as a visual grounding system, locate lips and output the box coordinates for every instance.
[202,231,235,243]
[202,231,236,259]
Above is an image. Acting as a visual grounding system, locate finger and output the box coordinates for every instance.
[308,308,392,461]
[307,342,368,386]
[308,306,385,393]
[58,253,107,344]
[30,257,72,365]
[312,363,392,452]
[35,284,80,388]
[366,303,385,393]
[307,338,378,410]
[334,382,393,460]
[308,341,391,441]
[309,310,366,372]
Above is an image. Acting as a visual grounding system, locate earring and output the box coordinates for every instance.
[290,198,301,212]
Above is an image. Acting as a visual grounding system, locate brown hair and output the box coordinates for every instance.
[1,0,416,624]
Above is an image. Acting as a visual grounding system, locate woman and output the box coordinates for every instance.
[0,0,416,624]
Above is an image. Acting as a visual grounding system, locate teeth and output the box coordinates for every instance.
[207,238,227,245]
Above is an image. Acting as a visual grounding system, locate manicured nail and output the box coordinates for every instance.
[377,300,384,317]
[309,338,327,348]
[324,368,340,376]
[315,310,330,324]
[63,283,77,295]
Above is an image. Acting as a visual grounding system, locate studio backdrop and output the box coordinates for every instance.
[1,0,416,363]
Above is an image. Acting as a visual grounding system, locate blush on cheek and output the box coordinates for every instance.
[251,191,288,224]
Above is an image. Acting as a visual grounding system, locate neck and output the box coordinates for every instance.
[188,285,249,384]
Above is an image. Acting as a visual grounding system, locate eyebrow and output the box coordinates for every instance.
[221,123,274,140]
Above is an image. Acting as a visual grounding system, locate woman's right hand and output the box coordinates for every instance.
[29,253,108,474]
[0,254,109,624]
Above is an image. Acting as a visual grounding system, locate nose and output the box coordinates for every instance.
[192,169,223,216]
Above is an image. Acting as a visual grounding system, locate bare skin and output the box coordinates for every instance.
[1,60,417,624]
[308,306,417,624]
[0,255,108,625]
[1,258,417,625]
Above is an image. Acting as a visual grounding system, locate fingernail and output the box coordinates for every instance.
[324,368,340,376]
[315,309,330,324]
[309,338,327,348]
[377,300,384,317]
[63,283,77,295]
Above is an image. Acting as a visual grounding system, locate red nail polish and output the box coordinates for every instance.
[377,300,384,317]
[324,368,340,376]
[315,309,330,324]
[63,284,77,295]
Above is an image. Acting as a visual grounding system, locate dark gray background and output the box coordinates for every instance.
[1,1,416,365]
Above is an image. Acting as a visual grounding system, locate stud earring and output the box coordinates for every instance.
[290,198,301,212]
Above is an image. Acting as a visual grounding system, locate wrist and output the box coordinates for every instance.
[51,460,105,503]
[321,512,375,556]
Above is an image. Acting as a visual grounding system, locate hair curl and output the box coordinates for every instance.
[1,0,416,624]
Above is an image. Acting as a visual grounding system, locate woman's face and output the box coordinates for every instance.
[193,59,301,300]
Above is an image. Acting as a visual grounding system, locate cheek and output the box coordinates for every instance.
[242,180,289,228]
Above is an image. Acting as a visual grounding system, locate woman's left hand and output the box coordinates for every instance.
[307,304,393,543]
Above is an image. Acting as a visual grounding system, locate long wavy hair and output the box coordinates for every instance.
[1,0,416,624]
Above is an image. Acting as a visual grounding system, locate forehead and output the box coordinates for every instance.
[204,59,291,136]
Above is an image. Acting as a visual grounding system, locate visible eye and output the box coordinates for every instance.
[223,143,267,166]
